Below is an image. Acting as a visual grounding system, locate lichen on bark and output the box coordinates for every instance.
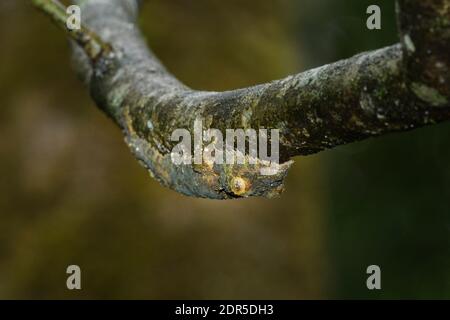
[32,0,450,199]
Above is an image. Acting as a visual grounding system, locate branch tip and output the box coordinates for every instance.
[31,0,113,62]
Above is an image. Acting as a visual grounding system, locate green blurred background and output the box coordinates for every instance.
[0,0,449,299]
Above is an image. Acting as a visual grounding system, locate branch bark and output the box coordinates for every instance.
[32,0,450,199]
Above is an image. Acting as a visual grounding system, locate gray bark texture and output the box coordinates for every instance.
[32,0,450,199]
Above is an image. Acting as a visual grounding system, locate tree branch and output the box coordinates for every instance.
[32,0,450,199]
[31,0,112,61]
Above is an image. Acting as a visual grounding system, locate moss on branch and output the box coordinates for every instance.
[32,0,450,199]
[31,0,112,61]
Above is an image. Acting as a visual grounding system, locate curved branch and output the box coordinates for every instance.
[32,0,450,199]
